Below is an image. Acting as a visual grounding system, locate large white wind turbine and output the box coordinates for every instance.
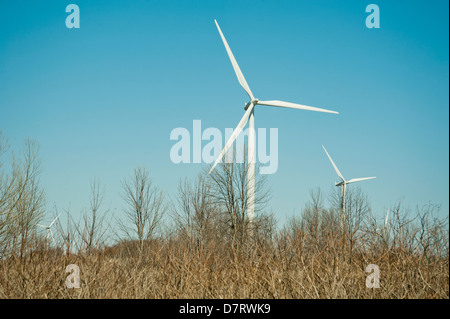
[37,214,60,246]
[322,145,375,227]
[209,20,339,223]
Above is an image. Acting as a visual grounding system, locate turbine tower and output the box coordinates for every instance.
[37,214,60,246]
[322,145,376,229]
[377,208,390,238]
[209,19,338,224]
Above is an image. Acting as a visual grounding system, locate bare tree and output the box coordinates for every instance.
[53,206,77,254]
[0,133,20,254]
[76,180,111,253]
[0,136,45,258]
[172,173,220,247]
[302,188,325,241]
[118,167,166,257]
[207,148,271,247]
[413,203,448,258]
[329,186,371,251]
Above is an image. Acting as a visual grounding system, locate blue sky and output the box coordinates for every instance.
[0,0,448,227]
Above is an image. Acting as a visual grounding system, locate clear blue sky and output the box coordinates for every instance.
[1,0,448,227]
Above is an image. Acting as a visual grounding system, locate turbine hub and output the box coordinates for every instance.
[244,99,258,110]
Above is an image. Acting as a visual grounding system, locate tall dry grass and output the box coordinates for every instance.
[0,134,448,299]
[0,201,448,299]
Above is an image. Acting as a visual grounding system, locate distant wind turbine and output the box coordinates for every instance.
[37,214,60,246]
[209,19,339,223]
[322,145,375,228]
[377,208,390,238]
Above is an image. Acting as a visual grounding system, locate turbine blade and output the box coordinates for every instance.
[346,176,376,184]
[49,214,60,227]
[37,224,47,228]
[385,209,390,228]
[322,145,345,181]
[257,100,338,114]
[49,229,55,245]
[214,19,254,100]
[209,103,255,174]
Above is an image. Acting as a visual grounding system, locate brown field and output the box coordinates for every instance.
[0,136,448,299]
[1,212,448,299]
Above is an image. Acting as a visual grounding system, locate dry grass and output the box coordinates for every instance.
[0,135,448,299]
[0,223,448,299]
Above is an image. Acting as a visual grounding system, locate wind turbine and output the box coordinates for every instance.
[37,214,60,246]
[377,208,390,238]
[321,145,375,228]
[209,19,339,223]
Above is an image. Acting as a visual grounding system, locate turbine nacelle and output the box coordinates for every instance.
[244,99,259,110]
